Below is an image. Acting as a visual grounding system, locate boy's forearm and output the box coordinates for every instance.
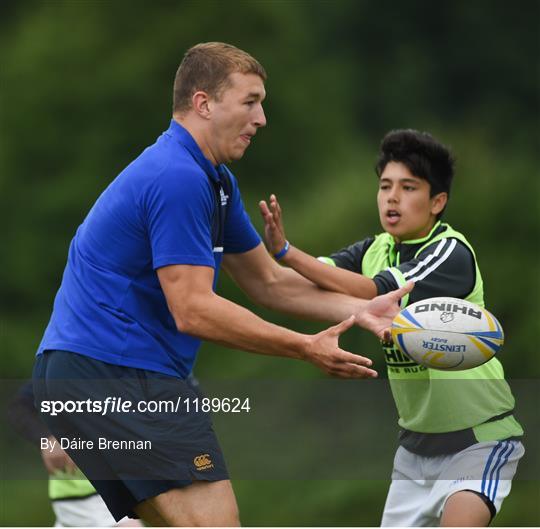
[281,245,378,299]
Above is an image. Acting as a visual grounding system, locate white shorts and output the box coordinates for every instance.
[381,439,524,527]
[53,493,140,527]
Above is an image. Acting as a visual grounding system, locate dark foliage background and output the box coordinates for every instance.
[1,0,538,525]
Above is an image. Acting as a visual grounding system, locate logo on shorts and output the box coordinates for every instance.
[451,475,474,485]
[194,453,214,471]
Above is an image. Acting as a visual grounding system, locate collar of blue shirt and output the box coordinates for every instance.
[167,119,226,183]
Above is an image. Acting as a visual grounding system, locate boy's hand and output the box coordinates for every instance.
[355,282,414,339]
[259,194,288,256]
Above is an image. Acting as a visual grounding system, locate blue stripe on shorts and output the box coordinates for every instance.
[482,440,515,502]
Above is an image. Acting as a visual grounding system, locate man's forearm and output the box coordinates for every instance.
[255,266,369,323]
[171,289,377,378]
[174,290,311,360]
[158,262,388,377]
[223,244,370,324]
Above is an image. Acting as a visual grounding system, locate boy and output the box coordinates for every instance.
[259,129,524,526]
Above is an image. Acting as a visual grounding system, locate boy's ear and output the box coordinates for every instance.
[431,192,448,216]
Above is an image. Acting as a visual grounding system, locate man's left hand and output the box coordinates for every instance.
[356,282,414,340]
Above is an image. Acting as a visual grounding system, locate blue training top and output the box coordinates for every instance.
[37,120,261,377]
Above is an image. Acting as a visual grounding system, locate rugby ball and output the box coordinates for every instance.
[391,297,504,371]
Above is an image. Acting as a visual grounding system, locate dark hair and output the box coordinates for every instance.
[173,42,267,115]
[375,129,455,203]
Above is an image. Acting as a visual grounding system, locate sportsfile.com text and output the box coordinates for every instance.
[40,396,251,416]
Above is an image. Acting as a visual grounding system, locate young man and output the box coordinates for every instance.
[260,129,524,527]
[32,43,412,527]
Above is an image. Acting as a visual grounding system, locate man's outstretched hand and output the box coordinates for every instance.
[356,282,414,340]
[305,315,378,378]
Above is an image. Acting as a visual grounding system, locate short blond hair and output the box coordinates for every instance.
[173,42,267,114]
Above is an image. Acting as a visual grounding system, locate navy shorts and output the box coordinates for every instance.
[33,350,229,521]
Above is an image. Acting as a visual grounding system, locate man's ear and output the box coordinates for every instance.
[431,192,448,216]
[192,91,212,119]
